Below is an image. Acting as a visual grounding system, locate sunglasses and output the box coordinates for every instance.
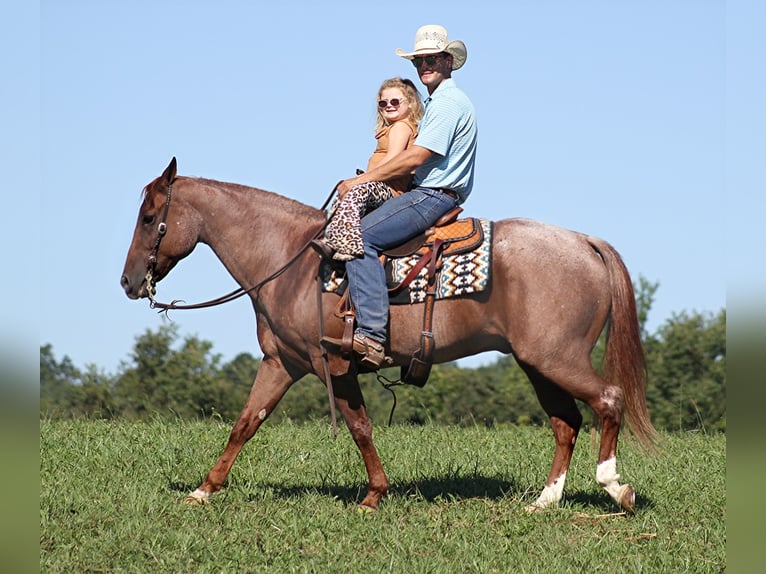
[412,53,446,69]
[378,98,405,109]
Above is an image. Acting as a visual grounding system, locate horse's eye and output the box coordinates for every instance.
[142,214,155,226]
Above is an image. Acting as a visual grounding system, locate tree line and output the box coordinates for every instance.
[40,278,725,432]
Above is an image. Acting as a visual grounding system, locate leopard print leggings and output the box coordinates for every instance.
[324,181,394,261]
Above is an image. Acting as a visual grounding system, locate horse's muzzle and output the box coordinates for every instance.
[120,274,143,300]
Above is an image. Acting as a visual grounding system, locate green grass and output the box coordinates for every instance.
[40,419,725,573]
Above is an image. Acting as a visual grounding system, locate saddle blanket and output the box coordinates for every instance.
[321,218,492,305]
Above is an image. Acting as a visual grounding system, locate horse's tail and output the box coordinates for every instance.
[589,237,659,449]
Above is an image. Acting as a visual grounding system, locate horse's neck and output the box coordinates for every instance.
[183,178,323,287]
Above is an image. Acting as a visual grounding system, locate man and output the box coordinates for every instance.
[323,24,478,369]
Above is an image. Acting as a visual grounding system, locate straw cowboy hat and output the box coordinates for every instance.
[396,24,467,70]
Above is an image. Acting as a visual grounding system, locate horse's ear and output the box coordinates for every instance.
[162,156,177,184]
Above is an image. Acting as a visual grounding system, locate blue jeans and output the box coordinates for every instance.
[345,187,458,343]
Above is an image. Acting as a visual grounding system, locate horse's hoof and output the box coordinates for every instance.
[523,502,545,513]
[618,484,636,514]
[184,489,210,506]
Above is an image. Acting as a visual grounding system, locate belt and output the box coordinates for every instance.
[431,187,458,200]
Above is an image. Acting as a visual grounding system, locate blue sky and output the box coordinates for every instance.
[7,1,762,375]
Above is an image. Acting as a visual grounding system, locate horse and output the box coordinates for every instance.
[120,157,657,513]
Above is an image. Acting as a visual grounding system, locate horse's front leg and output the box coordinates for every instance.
[185,358,293,504]
[332,373,388,511]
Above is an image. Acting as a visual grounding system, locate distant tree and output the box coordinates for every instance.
[40,343,82,416]
[74,364,117,418]
[113,324,223,419]
[635,275,660,340]
[40,346,116,418]
[168,335,224,418]
[112,324,177,418]
[356,358,545,428]
[644,309,725,431]
[271,375,333,424]
[212,352,261,420]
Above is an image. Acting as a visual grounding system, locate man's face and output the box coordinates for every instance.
[412,52,452,93]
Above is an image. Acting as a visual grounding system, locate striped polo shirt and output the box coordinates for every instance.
[413,78,478,204]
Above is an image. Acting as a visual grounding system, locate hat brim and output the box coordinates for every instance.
[395,40,467,70]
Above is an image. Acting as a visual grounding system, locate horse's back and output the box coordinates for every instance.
[492,217,610,287]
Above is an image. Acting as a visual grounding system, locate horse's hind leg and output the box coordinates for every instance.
[591,383,636,513]
[525,360,636,513]
[520,364,583,511]
[331,374,389,511]
[555,366,636,512]
[185,359,293,504]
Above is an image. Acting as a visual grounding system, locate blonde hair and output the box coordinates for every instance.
[374,77,424,132]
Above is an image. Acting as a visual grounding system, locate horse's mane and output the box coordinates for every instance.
[142,175,324,222]
[193,177,324,220]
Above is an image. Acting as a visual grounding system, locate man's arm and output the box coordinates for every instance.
[337,145,434,196]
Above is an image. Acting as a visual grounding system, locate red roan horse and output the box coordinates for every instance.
[121,158,656,512]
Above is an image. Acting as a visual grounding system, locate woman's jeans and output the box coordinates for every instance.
[345,186,458,343]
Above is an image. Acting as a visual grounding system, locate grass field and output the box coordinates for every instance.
[40,419,725,573]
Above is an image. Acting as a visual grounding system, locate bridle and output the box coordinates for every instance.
[143,181,173,303]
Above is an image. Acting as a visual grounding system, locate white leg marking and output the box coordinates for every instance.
[600,386,623,411]
[186,488,210,504]
[596,457,623,500]
[525,472,567,512]
[258,408,267,421]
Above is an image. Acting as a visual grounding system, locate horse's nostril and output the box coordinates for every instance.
[120,275,130,291]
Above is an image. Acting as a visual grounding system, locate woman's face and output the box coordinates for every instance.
[377,87,410,124]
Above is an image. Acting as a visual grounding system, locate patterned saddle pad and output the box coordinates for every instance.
[321,218,492,305]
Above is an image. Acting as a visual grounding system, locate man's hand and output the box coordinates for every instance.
[335,145,432,199]
[336,177,361,199]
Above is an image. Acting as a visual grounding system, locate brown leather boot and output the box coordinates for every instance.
[321,333,387,370]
